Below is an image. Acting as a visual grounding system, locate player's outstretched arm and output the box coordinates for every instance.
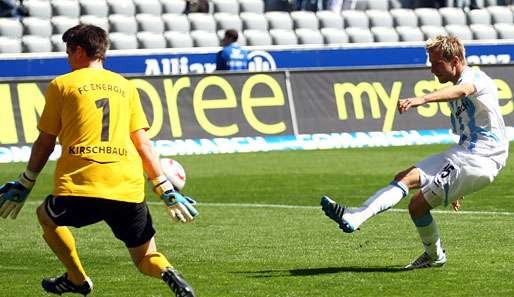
[130,129,198,223]
[0,132,56,219]
[398,83,476,114]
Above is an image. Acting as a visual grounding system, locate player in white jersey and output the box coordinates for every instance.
[320,35,509,269]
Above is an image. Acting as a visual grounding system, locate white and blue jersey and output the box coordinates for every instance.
[417,66,508,207]
[449,66,509,167]
[215,43,249,71]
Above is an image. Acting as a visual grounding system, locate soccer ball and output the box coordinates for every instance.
[160,158,186,191]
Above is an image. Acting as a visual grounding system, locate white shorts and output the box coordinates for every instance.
[416,145,502,208]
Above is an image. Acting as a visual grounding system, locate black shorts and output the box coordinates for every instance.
[43,195,156,248]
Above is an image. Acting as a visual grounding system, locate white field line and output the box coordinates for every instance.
[26,201,514,216]
[195,202,514,216]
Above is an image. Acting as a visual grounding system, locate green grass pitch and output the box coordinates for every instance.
[1,144,513,297]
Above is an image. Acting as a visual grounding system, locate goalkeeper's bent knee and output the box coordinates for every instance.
[137,252,172,278]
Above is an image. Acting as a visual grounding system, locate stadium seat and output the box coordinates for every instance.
[22,35,52,52]
[345,27,374,43]
[188,13,216,32]
[214,12,243,31]
[243,29,272,45]
[265,11,294,30]
[467,8,492,25]
[164,31,194,48]
[439,7,466,25]
[316,10,343,29]
[470,24,497,39]
[395,26,424,42]
[487,6,513,24]
[136,13,165,34]
[240,12,268,31]
[295,28,323,44]
[0,18,23,38]
[79,0,109,18]
[137,32,166,49]
[22,17,52,38]
[420,25,447,39]
[108,14,138,34]
[494,23,514,39]
[290,11,319,30]
[162,13,190,33]
[107,0,136,16]
[160,0,186,14]
[342,10,369,28]
[0,36,22,53]
[212,0,239,14]
[80,15,109,32]
[216,29,246,45]
[109,32,138,49]
[415,8,442,27]
[269,29,298,45]
[50,34,66,51]
[371,26,399,42]
[390,8,418,27]
[238,0,264,13]
[133,0,162,15]
[445,24,473,40]
[367,0,389,10]
[366,9,394,27]
[24,0,52,19]
[320,27,348,44]
[51,0,80,18]
[51,16,80,35]
[190,30,220,47]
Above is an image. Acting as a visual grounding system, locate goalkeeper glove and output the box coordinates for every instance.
[152,175,199,223]
[0,170,38,219]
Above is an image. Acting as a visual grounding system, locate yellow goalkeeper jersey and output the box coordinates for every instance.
[38,68,149,203]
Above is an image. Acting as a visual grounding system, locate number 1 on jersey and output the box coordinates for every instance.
[95,98,110,141]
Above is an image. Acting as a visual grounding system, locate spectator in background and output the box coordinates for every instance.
[401,0,446,8]
[0,0,28,18]
[265,0,292,11]
[326,0,344,11]
[293,0,320,11]
[455,0,480,10]
[292,0,354,12]
[216,29,249,71]
[185,0,209,13]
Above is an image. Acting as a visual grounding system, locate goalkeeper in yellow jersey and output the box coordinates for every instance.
[0,24,198,297]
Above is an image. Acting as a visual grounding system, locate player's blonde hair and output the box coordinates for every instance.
[425,35,466,65]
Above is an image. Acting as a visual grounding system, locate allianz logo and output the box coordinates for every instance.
[144,50,277,75]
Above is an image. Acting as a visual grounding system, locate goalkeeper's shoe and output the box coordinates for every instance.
[404,251,447,270]
[161,267,196,297]
[41,273,93,296]
[320,196,356,233]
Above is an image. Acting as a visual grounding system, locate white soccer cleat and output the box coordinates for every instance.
[404,251,447,270]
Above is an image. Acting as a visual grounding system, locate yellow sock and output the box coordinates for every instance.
[138,252,172,278]
[41,225,88,285]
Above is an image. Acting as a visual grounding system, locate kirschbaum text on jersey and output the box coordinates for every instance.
[68,145,127,156]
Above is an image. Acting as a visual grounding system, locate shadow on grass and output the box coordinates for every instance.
[236,266,406,278]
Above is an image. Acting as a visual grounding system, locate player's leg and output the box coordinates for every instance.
[129,238,196,297]
[130,237,171,277]
[404,191,446,269]
[36,196,93,295]
[106,200,196,297]
[321,166,416,232]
